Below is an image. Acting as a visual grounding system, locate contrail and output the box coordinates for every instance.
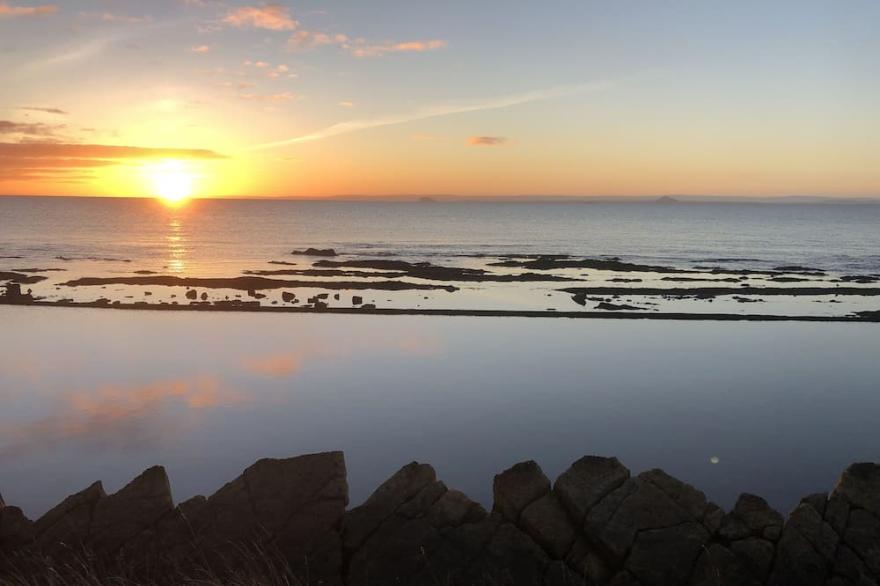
[246,80,615,152]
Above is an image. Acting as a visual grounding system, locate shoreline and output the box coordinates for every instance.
[2,298,879,322]
[2,451,878,584]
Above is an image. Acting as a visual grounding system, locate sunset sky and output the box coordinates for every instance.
[1,0,877,198]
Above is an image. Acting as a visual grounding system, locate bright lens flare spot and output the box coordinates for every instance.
[145,160,196,205]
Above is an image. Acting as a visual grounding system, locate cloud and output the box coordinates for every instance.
[0,3,57,17]
[247,80,614,151]
[0,142,225,160]
[349,39,446,58]
[238,91,299,103]
[338,101,355,108]
[191,44,211,54]
[287,30,446,58]
[223,3,298,31]
[468,136,507,147]
[0,120,64,138]
[287,30,348,50]
[96,12,152,24]
[0,142,224,183]
[18,106,67,115]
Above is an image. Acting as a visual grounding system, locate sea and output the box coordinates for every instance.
[1,196,879,518]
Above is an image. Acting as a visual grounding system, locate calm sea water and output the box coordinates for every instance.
[2,196,880,274]
[1,307,879,519]
[1,197,879,518]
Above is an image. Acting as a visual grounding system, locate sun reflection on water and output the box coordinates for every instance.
[166,216,187,273]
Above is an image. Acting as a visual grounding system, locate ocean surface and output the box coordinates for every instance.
[2,196,880,274]
[1,196,880,518]
[2,196,880,317]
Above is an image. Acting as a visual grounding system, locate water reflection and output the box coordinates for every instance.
[0,375,244,459]
[165,216,187,273]
[2,308,879,519]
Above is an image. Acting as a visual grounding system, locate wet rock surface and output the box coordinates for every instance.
[1,455,879,585]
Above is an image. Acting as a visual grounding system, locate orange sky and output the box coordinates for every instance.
[1,1,878,198]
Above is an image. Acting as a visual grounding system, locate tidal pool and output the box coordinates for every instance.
[1,306,878,518]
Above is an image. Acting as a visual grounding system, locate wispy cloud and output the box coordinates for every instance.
[238,91,299,103]
[18,106,67,115]
[0,142,224,160]
[468,136,507,147]
[247,81,614,151]
[287,30,446,58]
[192,44,211,54]
[0,120,65,138]
[350,39,446,58]
[0,3,57,17]
[96,12,153,24]
[223,3,298,31]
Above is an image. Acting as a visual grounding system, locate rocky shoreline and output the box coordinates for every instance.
[1,452,878,585]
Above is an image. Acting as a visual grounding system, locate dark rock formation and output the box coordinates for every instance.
[292,248,337,256]
[2,454,879,586]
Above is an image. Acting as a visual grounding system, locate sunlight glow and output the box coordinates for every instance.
[145,160,197,205]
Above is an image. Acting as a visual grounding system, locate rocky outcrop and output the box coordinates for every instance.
[2,454,879,586]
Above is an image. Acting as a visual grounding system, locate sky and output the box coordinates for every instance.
[0,0,878,198]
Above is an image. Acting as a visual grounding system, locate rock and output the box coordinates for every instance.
[344,462,437,551]
[720,493,784,543]
[691,543,763,586]
[0,497,34,550]
[185,288,197,300]
[199,292,207,301]
[730,537,776,582]
[554,455,630,524]
[87,466,174,553]
[625,521,709,585]
[352,295,363,305]
[768,499,839,586]
[33,480,106,549]
[282,291,296,302]
[581,470,717,584]
[519,492,577,559]
[194,451,348,584]
[833,462,880,516]
[492,460,550,523]
[291,248,337,256]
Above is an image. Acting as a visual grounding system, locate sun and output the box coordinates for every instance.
[145,160,197,205]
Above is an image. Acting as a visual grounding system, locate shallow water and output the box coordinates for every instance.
[2,306,878,518]
[2,197,880,317]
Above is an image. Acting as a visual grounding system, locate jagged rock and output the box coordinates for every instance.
[493,460,550,523]
[345,462,551,585]
[626,521,709,585]
[768,498,839,586]
[691,543,763,586]
[193,451,348,584]
[344,461,437,551]
[33,480,106,549]
[3,454,880,585]
[583,470,717,585]
[712,493,784,582]
[185,288,197,299]
[519,492,577,559]
[87,466,174,553]
[282,291,296,302]
[0,495,34,550]
[555,456,629,524]
[834,463,880,516]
